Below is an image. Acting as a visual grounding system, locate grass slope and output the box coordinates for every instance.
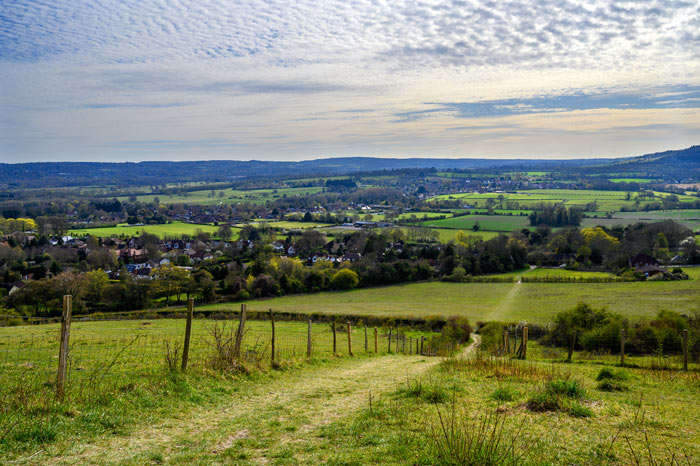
[196,270,700,323]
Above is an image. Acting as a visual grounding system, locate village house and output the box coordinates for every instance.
[629,253,664,276]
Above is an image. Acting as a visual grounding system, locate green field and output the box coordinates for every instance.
[69,221,229,238]
[419,214,530,232]
[240,220,333,229]
[608,177,656,183]
[121,186,325,205]
[189,270,700,323]
[430,189,699,212]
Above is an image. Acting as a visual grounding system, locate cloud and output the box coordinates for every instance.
[395,86,700,120]
[0,0,699,161]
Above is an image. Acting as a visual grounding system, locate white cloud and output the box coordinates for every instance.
[0,0,699,161]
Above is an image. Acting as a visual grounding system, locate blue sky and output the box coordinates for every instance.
[1,0,699,162]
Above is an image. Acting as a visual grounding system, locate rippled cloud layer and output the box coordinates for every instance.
[1,0,699,161]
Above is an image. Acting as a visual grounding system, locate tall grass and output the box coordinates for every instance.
[428,399,536,466]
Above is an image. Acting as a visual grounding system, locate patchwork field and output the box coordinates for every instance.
[431,189,699,212]
[120,186,325,205]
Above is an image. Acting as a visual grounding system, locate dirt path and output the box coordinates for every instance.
[37,337,482,465]
[486,281,521,321]
[39,355,439,465]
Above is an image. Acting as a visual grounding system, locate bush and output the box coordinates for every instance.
[479,321,505,354]
[330,269,360,290]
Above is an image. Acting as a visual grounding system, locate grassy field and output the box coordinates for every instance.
[430,189,699,212]
[121,186,325,205]
[69,221,231,238]
[315,354,700,465]
[240,220,333,229]
[419,214,530,232]
[608,177,656,183]
[188,269,700,323]
[6,334,698,464]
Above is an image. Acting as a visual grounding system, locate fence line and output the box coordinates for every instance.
[0,296,457,400]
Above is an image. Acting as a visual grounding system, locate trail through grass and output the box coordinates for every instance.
[39,354,440,465]
[487,281,521,321]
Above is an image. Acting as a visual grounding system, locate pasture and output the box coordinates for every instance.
[120,186,325,205]
[190,269,700,323]
[430,188,699,212]
[69,221,229,238]
[419,214,530,232]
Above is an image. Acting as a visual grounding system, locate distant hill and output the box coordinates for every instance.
[581,145,700,181]
[0,145,697,188]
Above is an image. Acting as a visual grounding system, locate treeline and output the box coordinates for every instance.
[480,303,700,360]
[529,205,583,227]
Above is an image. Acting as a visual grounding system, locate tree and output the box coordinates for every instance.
[330,269,359,290]
[152,264,191,304]
[217,224,233,241]
[296,229,326,257]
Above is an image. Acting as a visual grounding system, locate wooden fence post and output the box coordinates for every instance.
[409,337,412,355]
[307,319,312,357]
[181,297,194,371]
[269,309,275,364]
[522,326,528,360]
[364,326,368,352]
[620,328,626,366]
[388,328,392,352]
[332,321,337,354]
[56,295,72,399]
[374,327,378,353]
[567,331,576,362]
[506,330,511,353]
[347,322,353,356]
[420,337,424,355]
[233,304,247,358]
[395,328,399,353]
[682,329,689,371]
[402,335,406,354]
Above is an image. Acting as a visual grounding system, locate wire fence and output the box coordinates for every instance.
[0,304,450,402]
[486,325,698,371]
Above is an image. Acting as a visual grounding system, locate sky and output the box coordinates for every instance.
[1,0,699,163]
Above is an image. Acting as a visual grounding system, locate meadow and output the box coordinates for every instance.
[418,214,530,232]
[430,188,700,212]
[120,186,325,205]
[184,268,700,323]
[69,221,229,238]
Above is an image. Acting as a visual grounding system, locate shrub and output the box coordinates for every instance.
[330,269,360,290]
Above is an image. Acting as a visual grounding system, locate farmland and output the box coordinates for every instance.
[120,186,325,205]
[430,188,699,211]
[418,214,530,232]
[178,268,700,323]
[69,221,227,238]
